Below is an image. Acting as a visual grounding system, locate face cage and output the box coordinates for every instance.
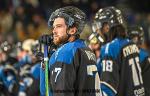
[48,12,75,28]
[92,18,116,33]
[88,32,104,43]
[92,21,102,33]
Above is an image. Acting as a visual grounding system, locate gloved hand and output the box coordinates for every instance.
[34,34,57,62]
[38,34,53,45]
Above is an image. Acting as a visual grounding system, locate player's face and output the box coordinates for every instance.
[52,17,68,45]
[132,36,139,44]
[102,23,110,34]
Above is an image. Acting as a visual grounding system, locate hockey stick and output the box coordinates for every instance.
[44,45,49,96]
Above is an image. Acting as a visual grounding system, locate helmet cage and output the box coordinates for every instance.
[92,20,102,32]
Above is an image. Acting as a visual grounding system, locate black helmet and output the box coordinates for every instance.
[92,6,124,32]
[92,6,126,43]
[48,6,86,34]
[128,26,144,44]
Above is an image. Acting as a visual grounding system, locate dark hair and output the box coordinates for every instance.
[109,24,127,41]
[48,6,86,34]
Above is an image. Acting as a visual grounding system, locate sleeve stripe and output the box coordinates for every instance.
[102,91,108,96]
[101,81,117,94]
[105,43,110,54]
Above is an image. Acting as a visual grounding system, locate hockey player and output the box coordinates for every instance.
[128,26,150,96]
[40,6,101,96]
[96,6,145,96]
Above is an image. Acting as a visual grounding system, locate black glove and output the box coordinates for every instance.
[34,34,56,61]
[38,34,53,45]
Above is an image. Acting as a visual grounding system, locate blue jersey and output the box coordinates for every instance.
[31,63,40,80]
[40,39,101,96]
[98,38,145,96]
[0,65,18,95]
[139,48,150,96]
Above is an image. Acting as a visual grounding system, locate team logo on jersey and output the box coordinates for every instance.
[85,50,96,62]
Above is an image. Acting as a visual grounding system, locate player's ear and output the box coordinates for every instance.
[69,27,77,35]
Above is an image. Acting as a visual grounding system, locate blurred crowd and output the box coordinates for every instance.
[0,0,150,42]
[0,0,150,96]
[0,37,42,96]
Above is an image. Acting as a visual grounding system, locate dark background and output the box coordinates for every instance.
[0,0,150,42]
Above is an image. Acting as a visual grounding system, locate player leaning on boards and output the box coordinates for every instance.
[40,6,102,96]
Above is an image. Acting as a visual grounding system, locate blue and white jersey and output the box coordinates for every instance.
[31,63,40,80]
[139,48,150,96]
[98,38,145,96]
[40,39,101,96]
